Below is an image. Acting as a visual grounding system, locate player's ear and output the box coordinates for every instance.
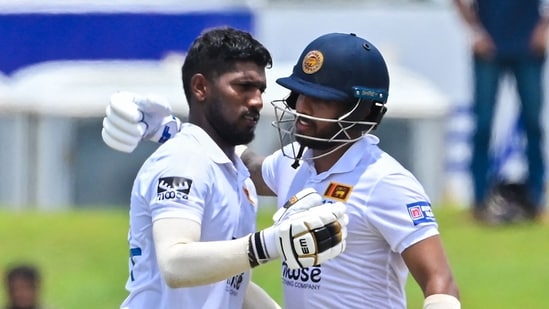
[343,99,372,122]
[190,73,208,102]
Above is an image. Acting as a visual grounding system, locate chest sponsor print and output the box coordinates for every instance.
[281,262,321,290]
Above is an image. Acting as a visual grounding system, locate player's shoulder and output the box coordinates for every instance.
[135,135,212,180]
[352,152,428,203]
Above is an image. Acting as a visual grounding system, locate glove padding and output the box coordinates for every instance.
[248,199,348,269]
[101,91,181,153]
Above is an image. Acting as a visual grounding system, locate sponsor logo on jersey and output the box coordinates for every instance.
[324,182,353,201]
[156,176,192,201]
[226,272,245,296]
[406,201,436,225]
[281,261,321,290]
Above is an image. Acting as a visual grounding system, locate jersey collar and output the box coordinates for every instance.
[181,123,232,164]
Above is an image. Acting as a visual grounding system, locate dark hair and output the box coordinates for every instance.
[181,26,272,103]
[5,264,40,287]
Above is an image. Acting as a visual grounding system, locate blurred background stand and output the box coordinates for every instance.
[0,58,450,209]
[1,0,503,210]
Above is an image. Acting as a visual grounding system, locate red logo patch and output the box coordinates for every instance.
[408,206,424,219]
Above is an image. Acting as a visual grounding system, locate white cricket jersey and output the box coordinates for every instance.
[262,135,439,309]
[121,123,258,309]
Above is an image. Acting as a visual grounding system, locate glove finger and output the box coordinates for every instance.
[274,188,323,222]
[316,241,345,265]
[109,93,144,123]
[103,116,144,140]
[312,220,345,253]
[278,213,347,269]
[105,107,147,137]
[101,128,136,153]
[102,118,138,145]
[338,213,349,230]
[102,118,144,151]
[297,208,347,252]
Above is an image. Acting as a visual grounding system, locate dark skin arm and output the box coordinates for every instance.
[454,0,549,58]
[530,13,549,57]
[402,235,460,299]
[240,148,275,196]
[453,0,495,59]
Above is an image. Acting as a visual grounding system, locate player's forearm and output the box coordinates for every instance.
[159,236,251,288]
[240,148,274,196]
[420,275,460,308]
[453,0,483,31]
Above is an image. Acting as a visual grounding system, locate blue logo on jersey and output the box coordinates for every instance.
[406,201,436,225]
[281,262,322,290]
[226,272,245,296]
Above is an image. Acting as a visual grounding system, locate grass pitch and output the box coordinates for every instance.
[0,206,547,308]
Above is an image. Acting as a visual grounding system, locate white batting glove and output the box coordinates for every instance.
[101,91,181,153]
[272,188,323,224]
[248,190,348,269]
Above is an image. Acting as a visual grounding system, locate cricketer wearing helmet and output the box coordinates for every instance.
[102,32,460,309]
[249,33,460,309]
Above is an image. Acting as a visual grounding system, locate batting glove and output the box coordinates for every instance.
[272,188,323,224]
[248,190,348,269]
[101,91,181,153]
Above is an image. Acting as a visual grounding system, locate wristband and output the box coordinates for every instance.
[247,233,262,268]
[423,294,461,309]
[247,227,279,268]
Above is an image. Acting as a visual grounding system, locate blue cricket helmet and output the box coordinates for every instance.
[276,32,389,107]
[271,33,391,167]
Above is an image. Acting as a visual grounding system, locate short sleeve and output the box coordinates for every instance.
[137,148,213,225]
[364,172,439,254]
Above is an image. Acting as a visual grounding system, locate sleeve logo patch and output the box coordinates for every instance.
[156,176,192,201]
[406,201,436,225]
[323,182,353,201]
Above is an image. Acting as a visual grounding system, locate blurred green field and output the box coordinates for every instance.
[1,205,548,308]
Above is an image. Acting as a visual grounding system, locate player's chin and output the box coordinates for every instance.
[233,129,256,145]
[240,121,258,135]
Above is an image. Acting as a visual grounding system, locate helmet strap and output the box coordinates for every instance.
[291,145,306,169]
[365,102,387,131]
